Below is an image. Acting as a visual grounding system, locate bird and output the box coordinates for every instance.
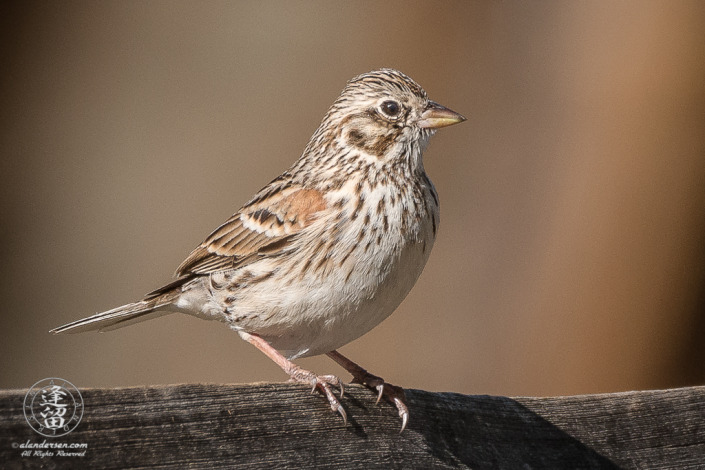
[51,68,465,432]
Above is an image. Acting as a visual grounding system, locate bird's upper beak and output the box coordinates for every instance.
[417,101,466,129]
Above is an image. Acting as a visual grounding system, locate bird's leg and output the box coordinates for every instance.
[326,350,409,432]
[238,331,346,423]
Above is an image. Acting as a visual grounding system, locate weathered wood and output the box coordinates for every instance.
[1,383,703,469]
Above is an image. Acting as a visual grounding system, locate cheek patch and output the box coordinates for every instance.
[346,129,365,148]
[345,126,398,158]
[366,133,397,158]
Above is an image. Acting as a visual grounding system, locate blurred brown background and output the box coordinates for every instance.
[1,1,704,397]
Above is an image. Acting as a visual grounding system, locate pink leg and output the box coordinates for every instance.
[239,332,346,423]
[327,350,409,432]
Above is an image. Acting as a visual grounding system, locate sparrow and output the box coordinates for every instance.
[51,69,466,431]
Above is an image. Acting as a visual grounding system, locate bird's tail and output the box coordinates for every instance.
[50,296,175,334]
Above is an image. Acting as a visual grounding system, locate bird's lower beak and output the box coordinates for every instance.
[417,101,466,129]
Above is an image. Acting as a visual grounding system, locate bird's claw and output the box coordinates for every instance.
[351,371,409,432]
[394,396,410,433]
[314,376,347,425]
[325,351,410,431]
[377,382,408,432]
[289,368,347,425]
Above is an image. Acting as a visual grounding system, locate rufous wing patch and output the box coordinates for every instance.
[279,188,327,226]
[175,186,327,277]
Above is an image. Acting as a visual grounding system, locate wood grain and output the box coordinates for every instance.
[1,383,703,469]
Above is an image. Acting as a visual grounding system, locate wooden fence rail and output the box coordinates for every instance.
[1,383,703,469]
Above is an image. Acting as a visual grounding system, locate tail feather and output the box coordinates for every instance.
[50,298,173,334]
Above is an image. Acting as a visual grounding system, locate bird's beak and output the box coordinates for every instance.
[417,101,466,129]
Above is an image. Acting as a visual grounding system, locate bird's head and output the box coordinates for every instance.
[320,69,465,165]
[296,69,465,183]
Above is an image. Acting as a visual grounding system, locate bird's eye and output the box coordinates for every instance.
[380,100,401,117]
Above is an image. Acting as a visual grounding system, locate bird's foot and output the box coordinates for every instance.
[237,332,347,425]
[351,370,408,432]
[326,350,409,432]
[288,366,347,424]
